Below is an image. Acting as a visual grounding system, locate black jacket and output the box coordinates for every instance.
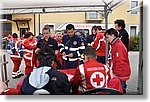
[37,37,59,61]
[118,29,129,52]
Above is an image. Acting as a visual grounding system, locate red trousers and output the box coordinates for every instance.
[11,58,22,73]
[107,78,123,94]
[24,59,34,75]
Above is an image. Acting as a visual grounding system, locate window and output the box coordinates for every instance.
[130,26,137,36]
[44,24,55,33]
[1,23,12,37]
[131,0,138,14]
[2,14,12,20]
[48,25,54,33]
[2,23,12,32]
[88,12,98,19]
[75,29,89,36]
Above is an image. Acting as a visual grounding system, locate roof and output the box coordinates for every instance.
[0,0,127,14]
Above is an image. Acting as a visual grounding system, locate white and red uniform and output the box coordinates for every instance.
[55,37,62,45]
[10,38,23,78]
[23,37,37,75]
[109,38,131,81]
[70,59,110,94]
[92,31,106,56]
[92,31,110,64]
[54,37,63,69]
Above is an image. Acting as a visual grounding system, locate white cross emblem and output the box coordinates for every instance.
[90,72,105,88]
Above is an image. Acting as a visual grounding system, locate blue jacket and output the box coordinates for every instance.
[60,34,85,62]
[86,34,97,45]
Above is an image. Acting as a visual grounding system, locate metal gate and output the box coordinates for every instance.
[0,54,9,86]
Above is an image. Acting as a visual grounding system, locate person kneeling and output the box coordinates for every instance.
[20,46,71,95]
[70,47,111,94]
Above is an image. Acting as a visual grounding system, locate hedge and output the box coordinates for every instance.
[129,35,139,51]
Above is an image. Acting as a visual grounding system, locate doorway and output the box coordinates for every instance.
[20,28,28,37]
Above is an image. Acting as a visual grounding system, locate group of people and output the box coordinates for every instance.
[1,19,131,95]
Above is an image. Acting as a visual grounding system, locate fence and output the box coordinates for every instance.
[0,54,9,86]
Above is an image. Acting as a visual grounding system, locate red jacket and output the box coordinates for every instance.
[109,38,131,80]
[23,37,37,61]
[92,31,108,56]
[0,88,18,95]
[70,59,110,94]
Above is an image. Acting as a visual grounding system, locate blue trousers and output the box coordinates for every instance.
[96,56,106,64]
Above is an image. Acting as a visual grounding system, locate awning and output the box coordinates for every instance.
[12,18,31,22]
[12,18,32,31]
[0,0,127,14]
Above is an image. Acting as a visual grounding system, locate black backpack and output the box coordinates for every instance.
[44,68,71,95]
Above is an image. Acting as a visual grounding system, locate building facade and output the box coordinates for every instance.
[2,0,142,37]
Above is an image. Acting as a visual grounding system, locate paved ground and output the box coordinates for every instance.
[127,51,140,95]
[0,49,141,95]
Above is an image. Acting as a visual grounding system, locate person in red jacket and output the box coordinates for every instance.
[7,33,24,79]
[55,32,63,44]
[104,28,131,94]
[92,26,108,64]
[70,47,111,94]
[7,34,13,42]
[55,32,64,69]
[0,81,18,95]
[23,32,37,75]
[20,34,25,41]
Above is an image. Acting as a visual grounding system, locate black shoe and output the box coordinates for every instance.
[12,75,21,79]
[18,73,24,77]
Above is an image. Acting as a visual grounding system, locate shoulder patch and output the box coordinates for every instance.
[81,42,85,46]
[73,41,77,45]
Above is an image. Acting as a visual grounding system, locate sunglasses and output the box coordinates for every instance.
[58,36,62,38]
